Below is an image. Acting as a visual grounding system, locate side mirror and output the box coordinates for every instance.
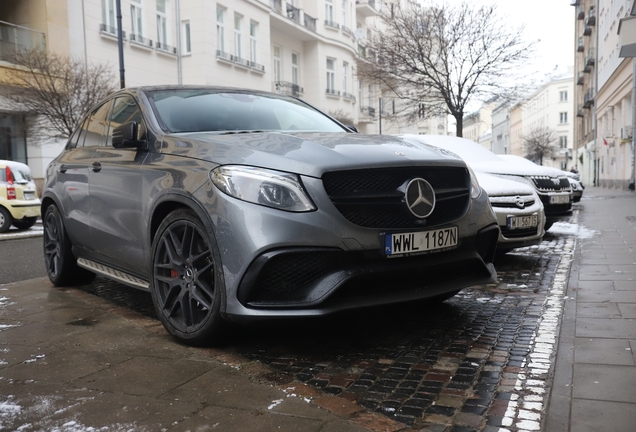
[112,122,146,148]
[345,125,358,133]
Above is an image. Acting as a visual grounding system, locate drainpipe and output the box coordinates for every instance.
[116,0,125,88]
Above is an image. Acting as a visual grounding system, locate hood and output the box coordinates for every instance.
[159,132,465,177]
[468,160,566,178]
[474,171,536,197]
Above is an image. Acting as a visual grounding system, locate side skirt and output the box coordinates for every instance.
[77,258,150,291]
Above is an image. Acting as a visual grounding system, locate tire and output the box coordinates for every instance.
[150,208,226,346]
[43,205,95,286]
[0,207,12,233]
[544,221,554,232]
[13,216,37,230]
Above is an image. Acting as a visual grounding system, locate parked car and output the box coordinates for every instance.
[0,160,41,233]
[470,171,545,253]
[401,135,572,231]
[42,86,500,344]
[498,155,583,202]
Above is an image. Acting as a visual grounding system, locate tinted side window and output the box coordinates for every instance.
[84,101,113,147]
[108,96,145,146]
[67,118,88,149]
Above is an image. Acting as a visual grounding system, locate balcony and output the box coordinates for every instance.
[325,20,340,30]
[326,88,341,97]
[360,106,376,117]
[156,41,176,54]
[130,34,153,48]
[275,81,304,97]
[621,125,632,140]
[342,25,355,38]
[577,104,584,117]
[586,8,596,26]
[356,0,379,18]
[585,48,595,68]
[269,0,318,41]
[583,26,592,36]
[216,50,265,72]
[577,71,585,85]
[0,20,46,63]
[343,92,357,103]
[583,89,594,108]
[577,4,585,19]
[577,36,584,52]
[100,23,126,40]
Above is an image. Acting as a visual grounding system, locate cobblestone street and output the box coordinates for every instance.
[70,219,578,432]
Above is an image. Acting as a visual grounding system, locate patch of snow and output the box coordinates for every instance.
[268,399,283,410]
[548,221,598,239]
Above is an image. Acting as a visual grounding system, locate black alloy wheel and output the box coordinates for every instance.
[43,205,94,286]
[151,209,225,345]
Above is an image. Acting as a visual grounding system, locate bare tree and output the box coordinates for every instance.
[523,127,558,165]
[328,109,356,127]
[357,0,535,136]
[0,49,117,141]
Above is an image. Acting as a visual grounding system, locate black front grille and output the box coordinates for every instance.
[322,167,470,228]
[531,176,571,192]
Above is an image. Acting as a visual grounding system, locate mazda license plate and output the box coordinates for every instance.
[507,214,538,230]
[384,226,458,258]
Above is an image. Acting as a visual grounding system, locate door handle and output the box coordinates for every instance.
[58,164,67,173]
[90,162,102,172]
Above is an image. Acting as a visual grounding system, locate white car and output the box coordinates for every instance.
[401,135,572,231]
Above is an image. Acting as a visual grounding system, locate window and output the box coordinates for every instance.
[156,0,167,49]
[325,0,334,22]
[249,21,257,64]
[342,62,348,93]
[292,52,299,85]
[559,91,568,102]
[559,112,568,124]
[273,45,282,82]
[130,0,143,39]
[342,0,347,26]
[326,58,336,93]
[234,14,242,59]
[84,101,113,148]
[101,0,117,32]
[217,6,225,53]
[182,20,191,54]
[559,136,567,149]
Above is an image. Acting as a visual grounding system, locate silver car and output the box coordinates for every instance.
[42,86,499,344]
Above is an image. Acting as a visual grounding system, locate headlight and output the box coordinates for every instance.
[211,165,316,212]
[467,166,482,199]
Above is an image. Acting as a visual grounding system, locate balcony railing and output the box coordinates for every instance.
[325,20,340,29]
[326,88,341,97]
[585,48,595,68]
[577,104,584,117]
[99,23,127,40]
[343,92,357,103]
[130,34,153,48]
[583,26,592,36]
[583,89,594,108]
[0,20,46,62]
[342,25,355,37]
[304,13,317,32]
[271,0,282,14]
[577,36,584,52]
[156,41,176,54]
[586,8,596,26]
[360,106,376,117]
[287,4,301,24]
[577,71,584,85]
[275,81,304,97]
[216,50,264,72]
[577,4,585,19]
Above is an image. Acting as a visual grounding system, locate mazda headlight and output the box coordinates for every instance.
[211,165,316,212]
[468,166,482,199]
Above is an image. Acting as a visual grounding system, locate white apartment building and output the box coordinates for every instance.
[491,103,510,155]
[596,0,634,189]
[1,0,447,189]
[522,76,575,170]
[462,101,494,150]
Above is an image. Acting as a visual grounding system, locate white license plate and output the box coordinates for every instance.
[550,194,570,204]
[385,226,458,257]
[24,191,36,200]
[507,214,538,229]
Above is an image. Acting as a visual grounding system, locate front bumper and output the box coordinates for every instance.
[490,201,545,251]
[195,176,499,321]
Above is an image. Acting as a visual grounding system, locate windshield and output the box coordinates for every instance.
[150,90,348,134]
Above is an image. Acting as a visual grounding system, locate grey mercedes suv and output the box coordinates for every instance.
[42,86,499,344]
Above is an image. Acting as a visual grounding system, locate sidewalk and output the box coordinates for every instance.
[0,278,383,432]
[545,187,636,432]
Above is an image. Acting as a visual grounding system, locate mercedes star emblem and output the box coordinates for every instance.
[405,178,436,218]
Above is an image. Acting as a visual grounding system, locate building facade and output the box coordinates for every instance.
[1,0,447,188]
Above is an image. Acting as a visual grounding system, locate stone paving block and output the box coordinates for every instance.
[574,338,636,365]
[617,303,636,318]
[572,364,636,403]
[575,318,636,339]
[576,302,621,318]
[575,289,636,303]
[0,320,89,346]
[72,356,215,397]
[615,281,636,291]
[570,399,636,432]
